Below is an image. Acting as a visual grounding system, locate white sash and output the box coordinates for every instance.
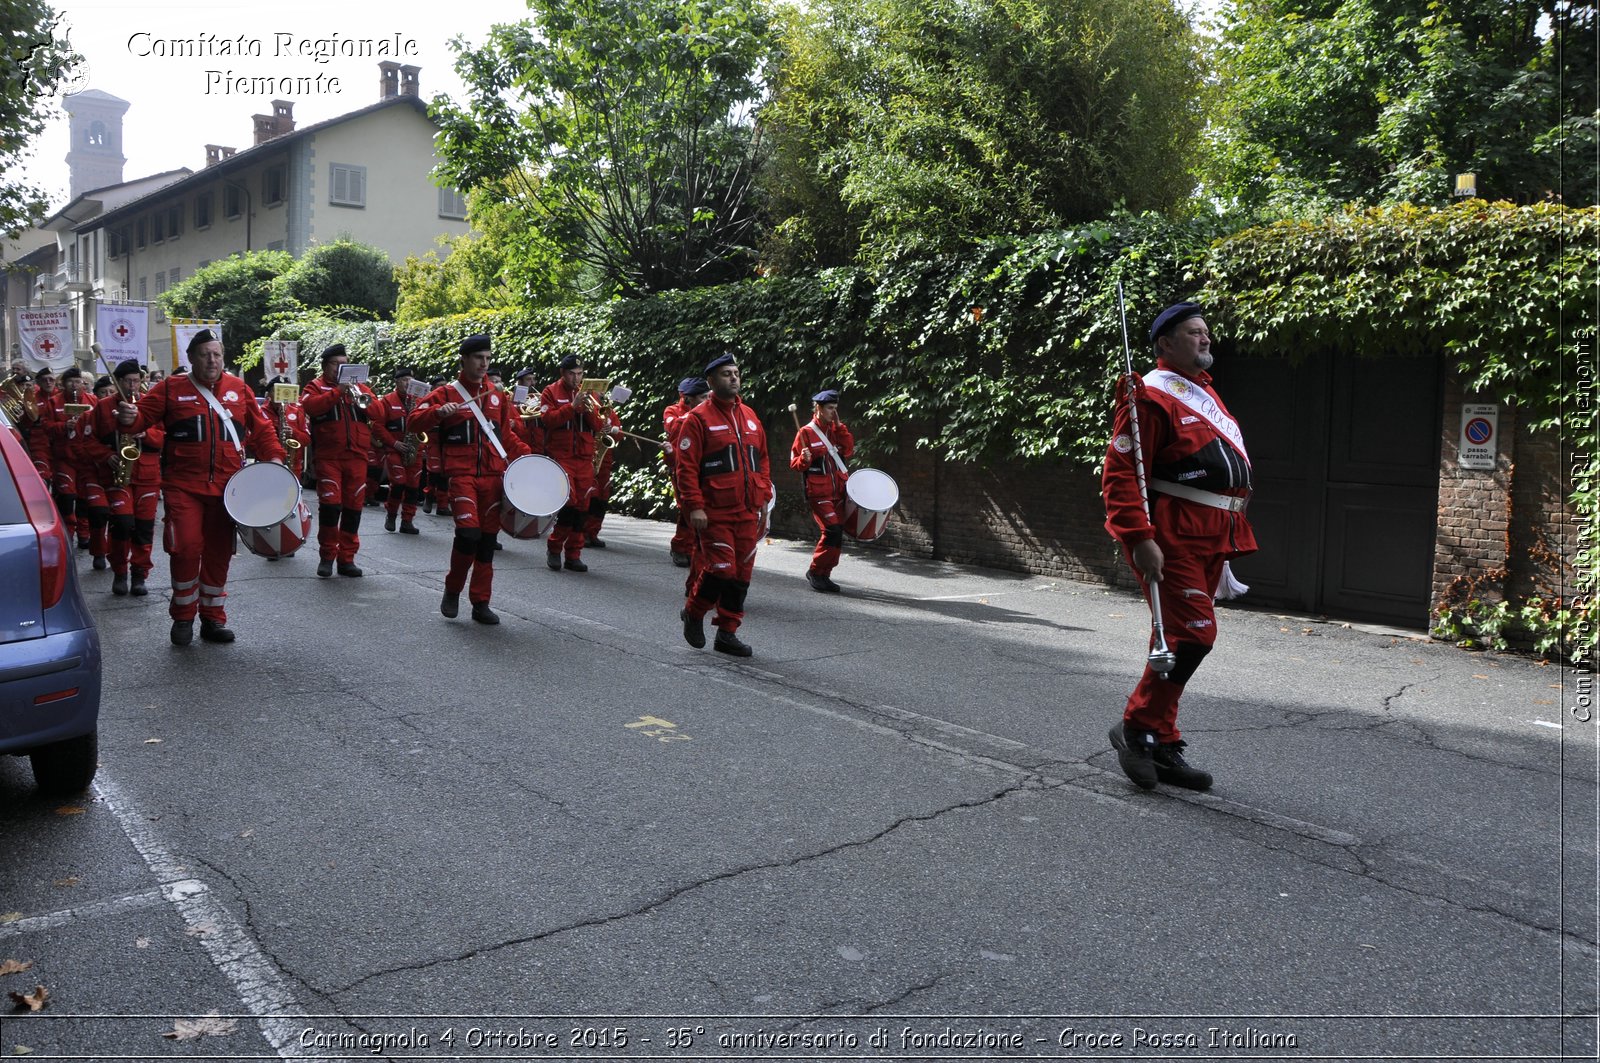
[452,382,507,461]
[1142,369,1249,465]
[191,380,244,455]
[806,420,849,476]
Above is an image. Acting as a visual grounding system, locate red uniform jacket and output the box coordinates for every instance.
[540,380,601,470]
[299,377,376,458]
[662,398,693,481]
[368,391,416,456]
[675,395,771,516]
[411,375,532,478]
[1102,361,1257,558]
[127,373,287,496]
[789,419,855,501]
[91,393,163,485]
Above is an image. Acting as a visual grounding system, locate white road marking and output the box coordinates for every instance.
[94,772,322,1058]
[0,888,166,939]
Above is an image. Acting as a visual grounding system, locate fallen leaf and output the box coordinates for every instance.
[1534,699,1554,705]
[238,828,254,839]
[1358,943,1377,950]
[8,985,48,1012]
[162,1012,237,1041]
[134,937,150,949]
[10,1044,35,1054]
[0,960,33,976]
[1472,674,1490,680]
[183,922,217,938]
[142,738,162,745]
[52,876,78,888]
[0,915,18,925]
[53,806,84,817]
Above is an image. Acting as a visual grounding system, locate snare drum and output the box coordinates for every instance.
[223,461,310,558]
[841,468,899,542]
[501,455,571,540]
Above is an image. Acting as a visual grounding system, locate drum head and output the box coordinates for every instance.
[845,468,899,512]
[223,461,302,529]
[503,455,570,518]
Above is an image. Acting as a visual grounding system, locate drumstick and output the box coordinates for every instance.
[788,403,801,431]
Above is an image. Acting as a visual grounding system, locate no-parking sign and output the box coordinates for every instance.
[1459,404,1498,470]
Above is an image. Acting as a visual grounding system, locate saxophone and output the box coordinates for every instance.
[111,382,140,487]
[399,395,427,466]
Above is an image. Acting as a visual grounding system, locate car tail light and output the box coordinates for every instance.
[0,431,69,609]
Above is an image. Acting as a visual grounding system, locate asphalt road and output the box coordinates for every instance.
[1,504,1595,1062]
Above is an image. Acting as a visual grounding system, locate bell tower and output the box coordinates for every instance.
[63,89,130,199]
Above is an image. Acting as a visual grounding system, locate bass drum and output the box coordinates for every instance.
[841,467,899,542]
[501,454,571,540]
[223,461,310,558]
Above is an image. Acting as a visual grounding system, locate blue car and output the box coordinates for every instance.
[0,405,102,794]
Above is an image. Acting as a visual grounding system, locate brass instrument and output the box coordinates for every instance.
[1,378,33,421]
[271,383,303,451]
[350,387,372,410]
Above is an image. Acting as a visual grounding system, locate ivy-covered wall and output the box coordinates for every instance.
[253,203,1596,662]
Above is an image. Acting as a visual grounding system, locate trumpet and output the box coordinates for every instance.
[0,378,33,421]
[350,388,371,410]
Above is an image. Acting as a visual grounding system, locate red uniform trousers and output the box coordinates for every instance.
[684,510,761,634]
[77,460,111,560]
[314,455,368,563]
[545,460,596,561]
[108,478,160,578]
[1120,540,1224,743]
[444,474,504,605]
[583,459,613,540]
[383,454,424,522]
[162,485,237,624]
[806,496,846,578]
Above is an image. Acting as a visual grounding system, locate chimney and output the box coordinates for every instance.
[400,65,420,97]
[204,144,237,167]
[379,61,401,100]
[251,100,295,145]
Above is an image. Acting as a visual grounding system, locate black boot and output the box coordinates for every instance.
[337,562,364,577]
[546,551,562,571]
[563,557,588,572]
[316,558,334,578]
[169,619,194,646]
[1154,741,1213,791]
[440,591,460,618]
[130,573,148,596]
[112,572,129,596]
[471,602,500,625]
[807,571,841,593]
[1108,724,1159,790]
[713,629,753,658]
[384,512,397,532]
[680,608,705,649]
[399,521,419,535]
[199,618,236,644]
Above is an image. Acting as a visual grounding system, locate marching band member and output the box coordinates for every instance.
[583,400,623,549]
[300,344,377,578]
[790,388,856,594]
[423,374,450,516]
[70,376,116,571]
[676,352,772,658]
[262,375,310,481]
[411,334,532,625]
[12,367,51,482]
[116,330,286,645]
[663,376,708,567]
[513,367,546,455]
[93,360,162,595]
[48,367,88,546]
[539,355,609,572]
[368,366,425,535]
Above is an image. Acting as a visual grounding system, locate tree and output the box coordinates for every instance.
[0,2,79,237]
[1205,0,1597,213]
[760,0,1207,269]
[432,0,770,297]
[271,238,399,319]
[159,250,294,355]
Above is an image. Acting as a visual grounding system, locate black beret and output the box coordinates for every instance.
[812,389,841,404]
[429,376,447,386]
[558,354,582,371]
[1149,303,1204,345]
[393,365,415,379]
[704,352,737,376]
[320,343,347,363]
[33,367,53,380]
[516,367,537,381]
[93,375,112,391]
[59,366,82,380]
[186,328,217,355]
[684,378,710,397]
[459,333,492,357]
[113,358,142,380]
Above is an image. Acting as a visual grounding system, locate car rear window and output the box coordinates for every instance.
[0,439,32,525]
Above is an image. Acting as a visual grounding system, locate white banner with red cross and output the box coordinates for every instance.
[16,306,75,372]
[169,319,223,372]
[261,339,300,382]
[96,303,149,368]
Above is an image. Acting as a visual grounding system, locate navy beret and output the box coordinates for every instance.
[558,354,582,371]
[320,343,347,362]
[684,378,710,397]
[677,376,700,395]
[186,328,218,355]
[812,389,841,404]
[459,334,492,357]
[113,358,142,379]
[704,352,737,376]
[516,367,537,381]
[1149,303,1204,345]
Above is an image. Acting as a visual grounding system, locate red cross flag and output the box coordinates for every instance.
[96,303,149,367]
[17,307,74,371]
[261,340,299,381]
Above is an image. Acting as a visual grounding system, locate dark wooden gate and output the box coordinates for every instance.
[1217,350,1441,627]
